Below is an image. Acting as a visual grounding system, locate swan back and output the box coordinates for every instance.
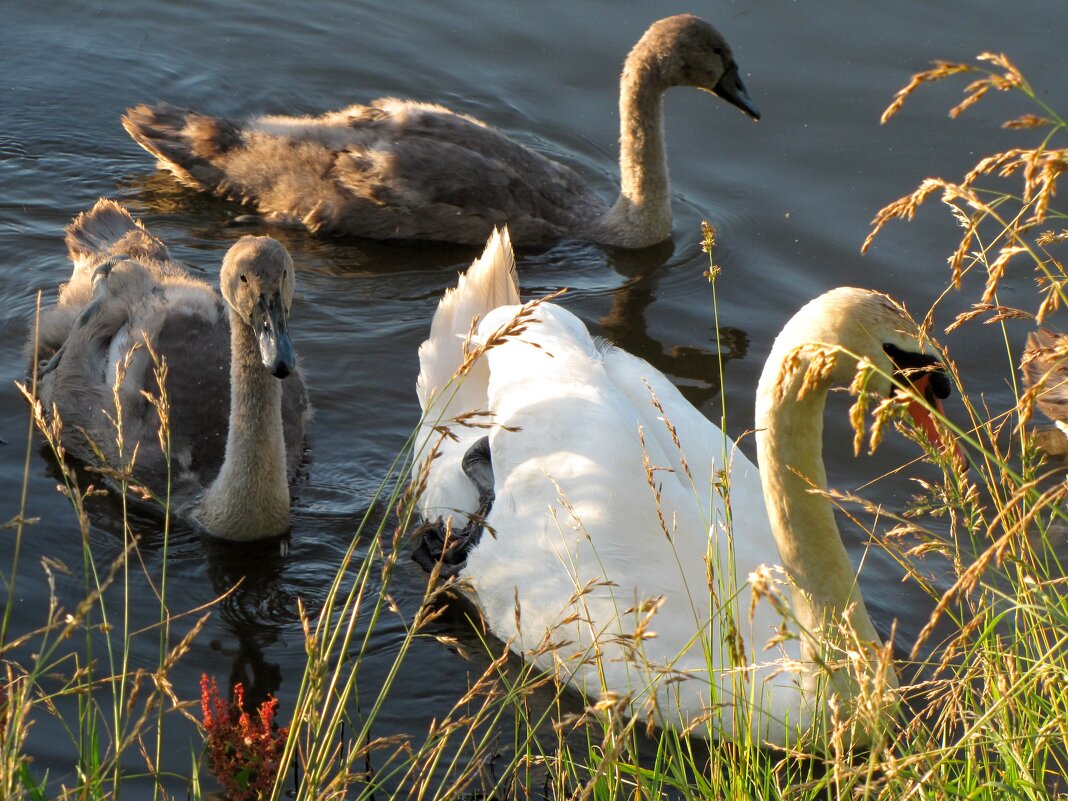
[1023,328,1068,424]
[36,200,308,539]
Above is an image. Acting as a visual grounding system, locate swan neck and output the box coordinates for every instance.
[602,57,671,247]
[755,353,880,647]
[198,307,289,540]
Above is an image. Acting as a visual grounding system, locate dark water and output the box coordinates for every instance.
[2,0,1066,792]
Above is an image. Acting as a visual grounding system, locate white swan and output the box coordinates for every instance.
[413,229,952,746]
[34,199,309,541]
[121,15,758,248]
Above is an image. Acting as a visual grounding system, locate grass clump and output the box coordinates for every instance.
[2,327,208,800]
[856,51,1068,798]
[4,52,1068,801]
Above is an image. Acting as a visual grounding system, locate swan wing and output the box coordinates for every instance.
[124,101,606,244]
[455,301,804,734]
[416,229,519,524]
[455,307,710,685]
[599,340,777,587]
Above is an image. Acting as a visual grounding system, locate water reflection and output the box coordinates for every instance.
[41,426,293,713]
[121,170,477,276]
[117,170,238,221]
[201,536,291,713]
[599,240,748,410]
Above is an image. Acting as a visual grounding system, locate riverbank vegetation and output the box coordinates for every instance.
[2,53,1066,800]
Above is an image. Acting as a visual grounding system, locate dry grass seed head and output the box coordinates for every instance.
[1036,229,1068,246]
[982,245,1028,304]
[457,288,567,381]
[700,219,721,279]
[878,60,978,125]
[866,396,903,456]
[747,564,792,630]
[1004,113,1053,130]
[637,426,674,541]
[945,303,1033,334]
[1036,281,1066,322]
[949,54,1024,118]
[644,379,693,483]
[775,343,839,403]
[862,179,946,253]
[847,356,884,456]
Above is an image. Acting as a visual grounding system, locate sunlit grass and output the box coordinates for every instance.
[2,307,206,800]
[3,51,1068,801]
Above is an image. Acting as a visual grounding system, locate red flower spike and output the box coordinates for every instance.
[199,673,289,801]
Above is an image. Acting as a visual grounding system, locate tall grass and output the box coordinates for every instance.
[3,52,1067,801]
[855,51,1068,798]
[2,312,208,800]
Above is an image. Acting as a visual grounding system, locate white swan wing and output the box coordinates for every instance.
[599,340,782,601]
[455,300,807,736]
[448,307,707,707]
[416,229,520,525]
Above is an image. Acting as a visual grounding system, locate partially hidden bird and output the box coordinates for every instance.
[33,199,309,541]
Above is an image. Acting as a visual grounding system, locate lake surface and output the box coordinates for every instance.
[3,0,1066,793]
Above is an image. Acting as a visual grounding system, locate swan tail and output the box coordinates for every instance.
[416,227,519,420]
[64,199,170,276]
[122,102,238,193]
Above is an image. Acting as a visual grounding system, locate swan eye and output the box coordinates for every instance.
[882,343,952,400]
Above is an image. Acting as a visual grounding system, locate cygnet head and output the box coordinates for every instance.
[633,14,760,120]
[220,236,297,378]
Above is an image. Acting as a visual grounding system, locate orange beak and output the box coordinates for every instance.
[904,373,965,463]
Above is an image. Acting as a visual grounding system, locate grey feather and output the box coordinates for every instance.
[34,199,309,540]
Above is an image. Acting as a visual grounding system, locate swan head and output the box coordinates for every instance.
[220,236,297,378]
[764,287,953,444]
[634,14,760,120]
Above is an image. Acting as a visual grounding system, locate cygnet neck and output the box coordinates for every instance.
[197,307,289,540]
[601,51,671,248]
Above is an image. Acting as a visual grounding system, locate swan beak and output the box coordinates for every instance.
[904,374,964,462]
[712,63,761,121]
[256,295,297,378]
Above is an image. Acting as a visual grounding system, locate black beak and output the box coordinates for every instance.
[255,295,296,378]
[713,62,761,121]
